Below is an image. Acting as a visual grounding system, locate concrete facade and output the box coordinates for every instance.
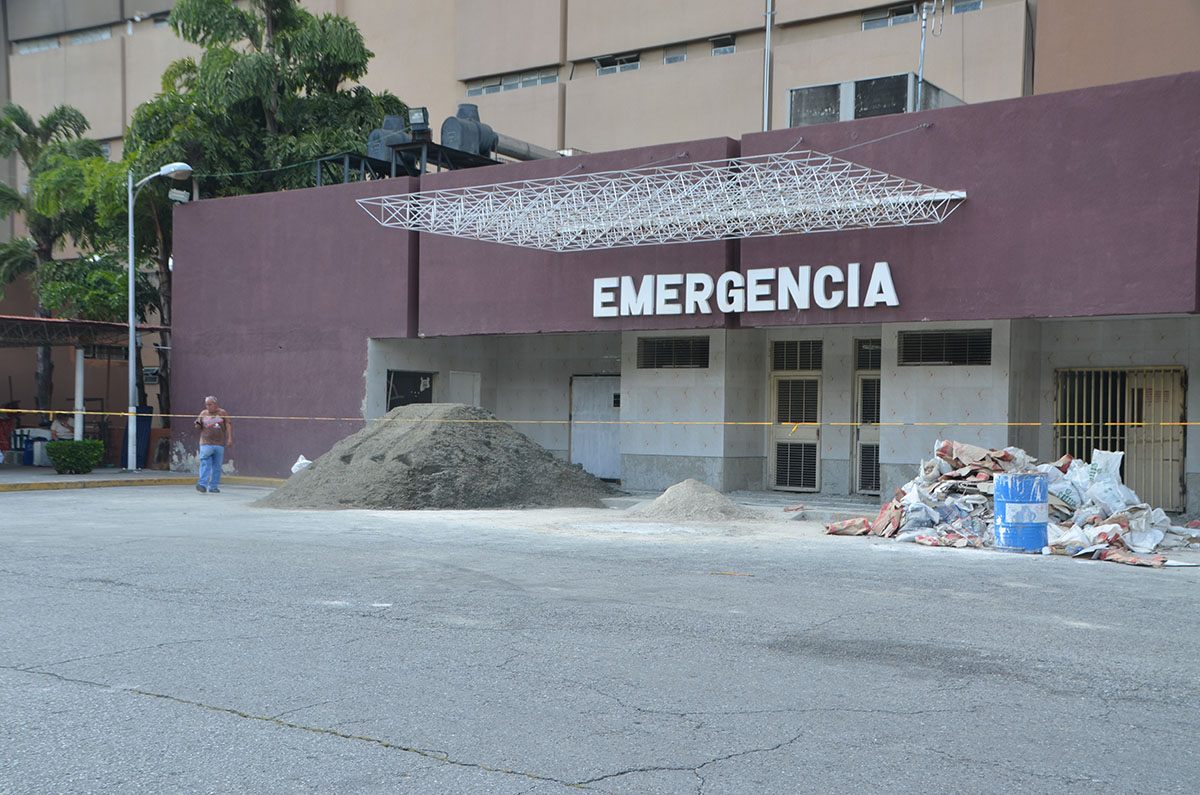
[169,73,1200,515]
[4,0,1200,499]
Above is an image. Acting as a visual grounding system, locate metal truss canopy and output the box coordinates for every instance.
[356,149,965,252]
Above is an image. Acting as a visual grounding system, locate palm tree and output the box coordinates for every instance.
[0,102,103,411]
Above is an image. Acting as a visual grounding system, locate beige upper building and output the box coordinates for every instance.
[2,0,1199,427]
[7,0,1200,161]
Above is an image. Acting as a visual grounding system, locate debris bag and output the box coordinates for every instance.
[871,500,904,537]
[1087,449,1124,484]
[1047,479,1084,513]
[827,517,871,535]
[291,455,313,474]
[1084,478,1139,516]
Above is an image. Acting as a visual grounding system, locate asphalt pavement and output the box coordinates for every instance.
[2,483,1198,794]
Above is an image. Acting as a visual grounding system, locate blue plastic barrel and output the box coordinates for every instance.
[993,472,1049,553]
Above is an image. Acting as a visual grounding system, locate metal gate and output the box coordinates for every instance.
[1054,367,1186,511]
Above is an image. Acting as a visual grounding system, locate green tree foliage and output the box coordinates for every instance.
[129,0,405,197]
[29,0,404,422]
[0,102,106,411]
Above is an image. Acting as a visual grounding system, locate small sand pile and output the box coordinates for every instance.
[628,478,763,522]
[257,403,617,510]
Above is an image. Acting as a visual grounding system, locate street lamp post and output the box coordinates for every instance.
[127,162,192,471]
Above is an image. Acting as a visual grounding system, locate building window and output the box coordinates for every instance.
[153,15,171,27]
[69,26,112,46]
[789,73,962,127]
[772,340,823,372]
[15,36,59,54]
[710,35,735,56]
[897,329,991,366]
[790,83,841,127]
[98,141,112,159]
[856,339,882,371]
[854,74,909,119]
[466,67,558,97]
[596,53,639,75]
[952,0,983,12]
[664,44,687,64]
[637,337,709,369]
[862,4,919,30]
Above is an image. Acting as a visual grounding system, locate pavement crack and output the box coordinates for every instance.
[14,635,269,671]
[8,666,587,789]
[575,732,805,788]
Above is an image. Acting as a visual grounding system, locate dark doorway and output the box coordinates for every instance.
[387,370,434,410]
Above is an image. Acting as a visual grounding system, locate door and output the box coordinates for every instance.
[855,373,881,494]
[1054,367,1185,511]
[386,370,433,410]
[570,376,621,480]
[1124,369,1185,511]
[771,376,821,490]
[448,370,481,406]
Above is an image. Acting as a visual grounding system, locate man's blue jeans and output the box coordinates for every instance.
[198,444,225,490]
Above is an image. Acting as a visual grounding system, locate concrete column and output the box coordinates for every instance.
[74,346,84,441]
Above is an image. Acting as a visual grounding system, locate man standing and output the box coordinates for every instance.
[194,395,232,493]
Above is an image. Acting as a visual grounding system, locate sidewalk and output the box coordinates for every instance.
[0,464,282,492]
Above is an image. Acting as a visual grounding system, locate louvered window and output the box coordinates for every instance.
[637,337,710,369]
[777,379,819,424]
[897,330,991,366]
[856,338,881,371]
[772,340,823,371]
[858,379,881,424]
[858,444,881,492]
[776,443,818,489]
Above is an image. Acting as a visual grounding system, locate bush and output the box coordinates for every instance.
[45,440,105,474]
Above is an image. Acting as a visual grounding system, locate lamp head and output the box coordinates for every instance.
[158,162,193,180]
[407,107,429,132]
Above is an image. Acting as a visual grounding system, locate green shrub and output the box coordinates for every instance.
[45,440,105,474]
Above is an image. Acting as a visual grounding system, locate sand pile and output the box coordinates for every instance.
[628,478,763,522]
[257,403,617,510]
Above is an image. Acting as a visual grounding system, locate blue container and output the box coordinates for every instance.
[993,472,1049,553]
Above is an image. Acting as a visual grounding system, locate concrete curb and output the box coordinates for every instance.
[0,475,285,492]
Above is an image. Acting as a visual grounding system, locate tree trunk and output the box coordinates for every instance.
[32,251,53,413]
[264,5,280,135]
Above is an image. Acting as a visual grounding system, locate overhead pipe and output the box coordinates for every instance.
[763,0,775,131]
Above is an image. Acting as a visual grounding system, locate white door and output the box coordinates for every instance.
[448,370,481,406]
[854,373,881,494]
[570,376,621,480]
[771,376,821,491]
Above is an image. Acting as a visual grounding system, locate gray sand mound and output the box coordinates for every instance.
[257,403,617,510]
[629,478,763,522]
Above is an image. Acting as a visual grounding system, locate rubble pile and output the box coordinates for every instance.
[630,478,764,522]
[827,440,1200,567]
[257,403,618,510]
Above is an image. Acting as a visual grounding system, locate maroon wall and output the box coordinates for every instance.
[417,138,740,336]
[737,72,1200,325]
[412,72,1200,332]
[169,73,1200,477]
[171,178,416,477]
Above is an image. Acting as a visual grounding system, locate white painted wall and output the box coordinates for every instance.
[618,330,728,460]
[366,333,620,457]
[492,333,621,454]
[879,320,1013,495]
